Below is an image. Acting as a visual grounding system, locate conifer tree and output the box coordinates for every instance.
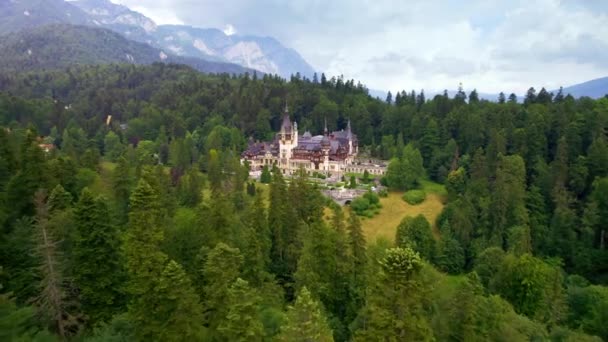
[277,287,334,342]
[6,142,48,221]
[242,193,271,285]
[33,190,79,337]
[352,247,433,341]
[155,260,205,341]
[269,166,300,287]
[294,220,343,334]
[73,188,123,323]
[202,243,243,332]
[123,179,168,339]
[112,157,132,223]
[347,212,367,283]
[47,184,73,212]
[207,149,222,193]
[260,165,272,183]
[218,278,265,341]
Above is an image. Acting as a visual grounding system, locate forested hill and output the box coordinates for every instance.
[0,24,256,75]
[0,64,607,340]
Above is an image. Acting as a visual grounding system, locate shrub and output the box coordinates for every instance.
[351,191,383,217]
[363,191,380,205]
[403,189,426,205]
[351,197,370,214]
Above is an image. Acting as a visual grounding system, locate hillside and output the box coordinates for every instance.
[0,0,315,78]
[0,24,255,74]
[0,0,91,33]
[0,63,606,341]
[152,25,316,78]
[558,76,608,99]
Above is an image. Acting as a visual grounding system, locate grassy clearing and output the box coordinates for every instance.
[420,179,448,197]
[358,180,447,243]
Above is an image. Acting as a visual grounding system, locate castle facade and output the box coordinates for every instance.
[242,108,368,177]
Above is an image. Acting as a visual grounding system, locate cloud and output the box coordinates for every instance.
[223,24,237,36]
[111,0,608,94]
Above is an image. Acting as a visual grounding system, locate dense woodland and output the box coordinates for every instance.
[0,63,607,341]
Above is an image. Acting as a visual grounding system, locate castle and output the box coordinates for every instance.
[242,107,386,177]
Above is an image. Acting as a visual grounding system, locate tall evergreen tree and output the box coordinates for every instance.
[112,157,132,224]
[33,190,79,337]
[218,278,265,341]
[155,260,205,341]
[73,188,123,323]
[352,247,433,341]
[123,179,168,340]
[202,243,243,333]
[277,287,334,342]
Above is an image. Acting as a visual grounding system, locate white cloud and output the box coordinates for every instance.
[223,24,237,36]
[109,0,608,94]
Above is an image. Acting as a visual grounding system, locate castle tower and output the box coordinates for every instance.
[321,134,331,172]
[346,119,353,155]
[278,104,295,171]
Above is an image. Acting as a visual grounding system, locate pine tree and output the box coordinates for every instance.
[260,165,272,184]
[269,167,300,288]
[123,179,168,339]
[347,212,367,297]
[155,260,205,341]
[33,190,79,337]
[498,92,506,104]
[73,188,123,323]
[202,243,243,332]
[242,193,271,285]
[47,184,73,212]
[207,149,222,193]
[218,278,265,341]
[112,157,132,224]
[277,287,334,342]
[0,267,52,340]
[294,219,349,337]
[420,118,440,167]
[352,247,432,341]
[6,142,48,221]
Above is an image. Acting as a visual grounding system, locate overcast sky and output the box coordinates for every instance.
[110,0,608,95]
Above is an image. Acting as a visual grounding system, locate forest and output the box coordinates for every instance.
[0,63,607,341]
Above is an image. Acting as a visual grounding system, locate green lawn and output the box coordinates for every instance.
[358,180,447,243]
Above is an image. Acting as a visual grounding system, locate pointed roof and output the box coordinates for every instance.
[280,105,292,133]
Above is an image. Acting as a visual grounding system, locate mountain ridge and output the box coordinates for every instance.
[0,24,257,75]
[70,0,316,78]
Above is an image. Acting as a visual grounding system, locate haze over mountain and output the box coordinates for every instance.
[0,0,606,98]
[70,0,315,78]
[0,24,255,75]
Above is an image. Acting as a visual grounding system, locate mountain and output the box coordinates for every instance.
[0,0,91,33]
[557,77,608,99]
[0,24,255,74]
[70,0,316,78]
[152,25,316,78]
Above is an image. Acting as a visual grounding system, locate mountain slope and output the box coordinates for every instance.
[0,24,255,74]
[558,77,608,99]
[70,0,316,78]
[0,0,90,33]
[153,25,316,78]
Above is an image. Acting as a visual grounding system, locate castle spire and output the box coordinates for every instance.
[346,119,352,139]
[324,117,328,136]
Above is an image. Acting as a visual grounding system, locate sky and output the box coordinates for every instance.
[109,0,608,95]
